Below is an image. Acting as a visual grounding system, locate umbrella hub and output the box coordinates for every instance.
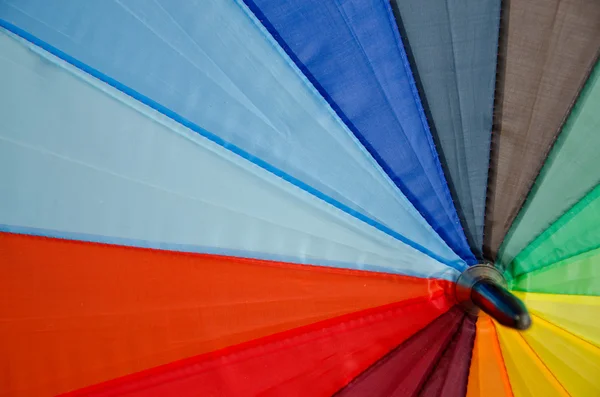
[455,264,531,330]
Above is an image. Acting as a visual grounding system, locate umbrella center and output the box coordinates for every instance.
[455,264,531,330]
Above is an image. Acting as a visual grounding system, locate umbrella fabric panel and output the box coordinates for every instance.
[511,247,600,295]
[241,0,475,264]
[522,314,600,397]
[484,0,600,259]
[60,297,453,397]
[391,0,501,256]
[417,316,476,397]
[0,232,451,397]
[335,308,464,397]
[500,61,600,266]
[466,316,513,397]
[514,292,600,348]
[0,0,465,267]
[511,184,600,279]
[0,29,461,278]
[496,323,569,397]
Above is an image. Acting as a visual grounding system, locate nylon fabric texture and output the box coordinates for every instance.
[521,314,600,396]
[0,28,460,279]
[496,323,569,397]
[241,0,475,264]
[466,316,513,397]
[391,0,501,256]
[500,60,600,266]
[0,232,452,397]
[511,247,600,295]
[58,297,453,397]
[514,292,600,349]
[510,184,600,279]
[335,308,464,397]
[1,1,599,396]
[485,0,600,259]
[418,316,476,397]
[0,0,466,268]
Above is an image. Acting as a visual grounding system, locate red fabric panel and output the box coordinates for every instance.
[63,296,452,397]
[335,308,464,397]
[419,316,476,397]
[0,232,450,397]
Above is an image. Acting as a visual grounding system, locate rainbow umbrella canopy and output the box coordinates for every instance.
[1,0,599,396]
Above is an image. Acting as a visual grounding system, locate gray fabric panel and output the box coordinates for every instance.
[391,0,501,257]
[485,0,600,260]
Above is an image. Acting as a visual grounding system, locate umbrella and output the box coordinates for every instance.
[0,0,598,395]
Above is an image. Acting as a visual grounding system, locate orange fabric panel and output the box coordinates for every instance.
[0,232,447,397]
[466,315,513,397]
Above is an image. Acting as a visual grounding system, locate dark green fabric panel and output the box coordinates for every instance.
[511,184,600,279]
[499,61,600,266]
[511,248,600,296]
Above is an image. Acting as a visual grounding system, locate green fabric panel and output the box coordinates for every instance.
[511,248,600,296]
[510,184,600,279]
[499,62,600,268]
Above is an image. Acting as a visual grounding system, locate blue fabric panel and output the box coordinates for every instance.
[244,0,476,263]
[0,27,461,279]
[0,0,469,267]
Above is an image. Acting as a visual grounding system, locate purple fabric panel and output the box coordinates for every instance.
[335,308,464,397]
[419,316,476,397]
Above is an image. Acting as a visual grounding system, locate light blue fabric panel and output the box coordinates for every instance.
[0,29,462,279]
[0,0,465,267]
[392,0,501,256]
[243,0,476,264]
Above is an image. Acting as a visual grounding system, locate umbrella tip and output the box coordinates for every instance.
[455,264,531,331]
[471,279,531,330]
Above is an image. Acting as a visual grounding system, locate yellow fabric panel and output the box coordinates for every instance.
[466,315,513,397]
[496,322,569,397]
[514,291,600,347]
[523,314,600,397]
